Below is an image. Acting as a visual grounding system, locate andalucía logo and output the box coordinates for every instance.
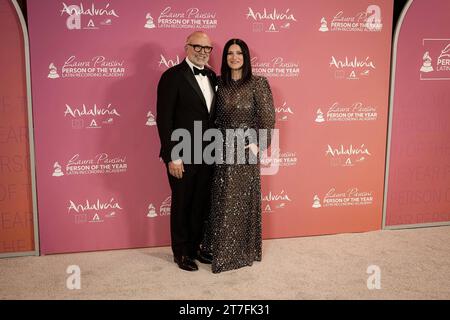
[63,103,121,129]
[246,7,297,33]
[68,198,123,224]
[329,56,376,80]
[61,2,119,30]
[158,54,181,69]
[275,101,295,122]
[325,144,371,167]
[261,190,292,214]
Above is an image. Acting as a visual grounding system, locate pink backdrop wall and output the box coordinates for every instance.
[385,0,450,226]
[27,0,393,254]
[0,0,35,254]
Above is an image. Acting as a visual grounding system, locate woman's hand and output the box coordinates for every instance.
[246,143,259,156]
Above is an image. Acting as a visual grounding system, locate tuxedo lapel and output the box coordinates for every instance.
[181,61,208,111]
[206,70,217,119]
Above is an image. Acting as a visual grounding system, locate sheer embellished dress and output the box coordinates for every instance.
[203,75,275,273]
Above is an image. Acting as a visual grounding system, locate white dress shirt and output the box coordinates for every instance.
[172,58,215,165]
[185,57,214,113]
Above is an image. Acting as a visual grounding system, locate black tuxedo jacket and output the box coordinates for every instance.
[156,60,217,164]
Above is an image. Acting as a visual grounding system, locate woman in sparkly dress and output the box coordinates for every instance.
[203,39,275,273]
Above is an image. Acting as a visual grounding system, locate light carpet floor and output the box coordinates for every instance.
[1,226,449,300]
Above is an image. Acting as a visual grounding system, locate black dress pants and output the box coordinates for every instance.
[167,164,213,258]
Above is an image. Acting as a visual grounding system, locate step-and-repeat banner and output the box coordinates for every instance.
[27,0,393,254]
[0,0,35,255]
[385,0,450,227]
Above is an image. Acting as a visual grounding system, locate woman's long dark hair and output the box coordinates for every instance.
[221,38,252,86]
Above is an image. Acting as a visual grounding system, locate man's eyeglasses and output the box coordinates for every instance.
[187,44,213,53]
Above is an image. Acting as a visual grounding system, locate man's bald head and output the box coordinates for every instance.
[186,31,211,45]
[184,31,213,68]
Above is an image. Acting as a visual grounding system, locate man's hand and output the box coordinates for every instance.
[168,160,184,179]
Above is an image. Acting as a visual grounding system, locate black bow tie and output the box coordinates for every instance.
[193,67,207,76]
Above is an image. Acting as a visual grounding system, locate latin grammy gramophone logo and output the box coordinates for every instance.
[315,109,325,123]
[144,13,155,29]
[147,197,171,218]
[319,17,329,32]
[420,51,434,73]
[52,162,64,177]
[420,41,450,80]
[48,63,60,79]
[147,203,157,218]
[312,195,322,208]
[146,111,156,126]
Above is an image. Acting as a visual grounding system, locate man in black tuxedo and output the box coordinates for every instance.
[156,31,216,271]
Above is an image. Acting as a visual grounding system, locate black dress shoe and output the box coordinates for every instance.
[174,255,198,271]
[195,250,213,264]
